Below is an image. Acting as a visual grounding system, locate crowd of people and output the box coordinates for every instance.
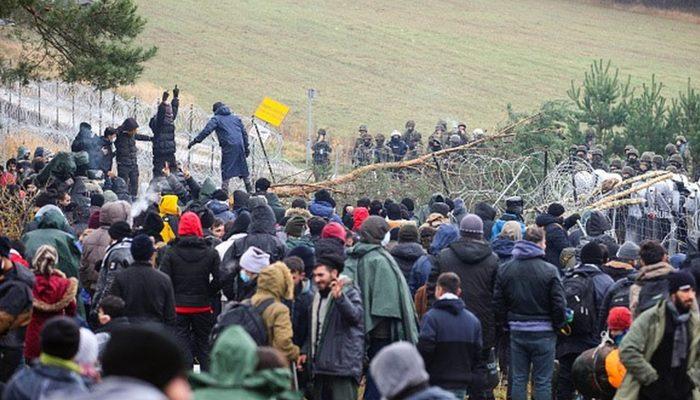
[1,98,700,400]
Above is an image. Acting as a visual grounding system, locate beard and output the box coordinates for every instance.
[674,297,693,313]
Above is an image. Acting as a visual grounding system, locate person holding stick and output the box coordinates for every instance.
[188,102,252,193]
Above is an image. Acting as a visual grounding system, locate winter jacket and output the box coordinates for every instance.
[309,281,364,381]
[34,152,76,187]
[192,106,250,180]
[629,261,674,317]
[615,300,700,400]
[580,211,620,257]
[250,262,300,362]
[0,264,35,349]
[493,240,567,330]
[160,236,221,310]
[24,271,77,360]
[408,224,459,295]
[80,201,130,292]
[206,200,236,223]
[344,242,419,343]
[418,297,483,390]
[390,242,426,283]
[491,213,525,240]
[71,123,103,170]
[72,376,167,400]
[151,99,179,156]
[433,238,498,349]
[107,261,176,326]
[91,238,133,317]
[22,209,81,279]
[191,326,297,400]
[535,213,570,269]
[601,260,635,282]
[96,136,114,174]
[114,130,150,167]
[474,202,497,241]
[227,205,286,267]
[309,200,342,224]
[491,238,515,263]
[598,273,636,332]
[3,361,88,400]
[292,279,314,348]
[257,191,285,223]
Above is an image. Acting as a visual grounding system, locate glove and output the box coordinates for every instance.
[245,148,250,158]
[173,85,179,99]
[187,140,197,150]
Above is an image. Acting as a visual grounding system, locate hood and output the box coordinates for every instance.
[448,239,493,264]
[99,201,131,226]
[352,207,370,231]
[585,211,611,236]
[512,240,545,260]
[390,242,425,261]
[285,207,312,220]
[178,212,203,238]
[190,325,257,388]
[256,262,294,301]
[492,238,515,258]
[199,177,217,201]
[159,194,180,216]
[206,199,230,215]
[637,261,674,281]
[433,298,465,315]
[249,205,276,235]
[429,224,459,255]
[215,106,232,116]
[428,192,445,206]
[535,213,559,227]
[38,209,71,232]
[229,211,251,235]
[309,200,335,219]
[35,205,64,220]
[346,242,383,259]
[474,202,497,222]
[9,263,36,288]
[111,177,128,194]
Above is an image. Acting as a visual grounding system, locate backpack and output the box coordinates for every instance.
[635,278,668,317]
[563,270,597,335]
[609,278,633,310]
[210,298,275,346]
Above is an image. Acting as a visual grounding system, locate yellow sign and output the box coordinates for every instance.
[254,97,290,127]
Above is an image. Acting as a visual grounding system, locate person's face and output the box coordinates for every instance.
[345,235,355,247]
[97,308,111,325]
[677,140,683,147]
[291,271,304,286]
[212,225,224,239]
[59,194,71,207]
[108,134,116,143]
[7,163,16,172]
[458,126,466,133]
[576,151,586,158]
[628,154,637,162]
[640,162,649,172]
[164,376,192,400]
[313,265,337,291]
[673,288,696,312]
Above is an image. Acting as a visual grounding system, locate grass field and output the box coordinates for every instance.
[134,0,700,142]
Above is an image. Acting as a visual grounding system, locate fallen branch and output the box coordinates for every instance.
[585,172,673,210]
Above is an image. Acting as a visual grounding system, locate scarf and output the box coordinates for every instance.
[666,299,691,368]
[40,353,82,374]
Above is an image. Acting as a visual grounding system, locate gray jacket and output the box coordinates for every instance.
[70,376,167,400]
[308,281,364,381]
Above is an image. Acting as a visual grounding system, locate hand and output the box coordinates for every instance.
[331,279,344,299]
[297,354,307,370]
[245,148,250,158]
[107,170,115,178]
[182,167,191,179]
[172,85,179,98]
[162,162,171,177]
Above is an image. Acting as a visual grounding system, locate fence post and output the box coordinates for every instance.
[98,89,103,133]
[71,85,76,128]
[8,83,13,135]
[55,81,60,128]
[132,97,137,117]
[37,81,42,123]
[17,82,21,123]
[111,92,116,126]
[210,143,215,174]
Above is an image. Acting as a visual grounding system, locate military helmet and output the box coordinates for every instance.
[375,133,385,142]
[624,144,633,153]
[577,145,588,152]
[621,166,635,177]
[667,165,679,173]
[358,124,368,132]
[610,158,623,170]
[569,145,578,152]
[669,154,683,164]
[317,128,327,136]
[640,152,653,163]
[590,148,603,157]
[665,143,678,155]
[676,135,687,144]
[434,124,445,133]
[627,147,639,157]
[361,132,372,140]
[457,122,467,128]
[652,155,664,165]
[391,130,402,138]
[405,120,415,129]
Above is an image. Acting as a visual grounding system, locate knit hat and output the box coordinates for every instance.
[75,328,99,366]
[401,198,415,212]
[321,222,346,242]
[288,245,315,276]
[607,307,632,331]
[211,189,228,202]
[32,245,58,276]
[284,216,307,237]
[178,211,203,238]
[142,212,164,238]
[87,211,101,229]
[315,239,346,273]
[386,203,402,220]
[314,189,336,208]
[247,195,268,209]
[667,271,697,294]
[370,342,430,400]
[501,221,523,241]
[240,246,270,274]
[430,202,450,217]
[108,221,132,241]
[103,190,118,203]
[40,316,81,360]
[398,223,419,243]
[459,213,484,236]
[0,236,10,258]
[255,178,271,193]
[90,193,105,208]
[307,216,326,236]
[580,242,604,265]
[616,241,640,261]
[130,234,155,262]
[547,203,565,218]
[360,216,390,245]
[102,325,186,391]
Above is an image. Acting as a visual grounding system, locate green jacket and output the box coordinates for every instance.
[34,152,76,187]
[22,210,81,279]
[615,299,700,400]
[198,177,217,201]
[344,242,419,344]
[191,326,300,400]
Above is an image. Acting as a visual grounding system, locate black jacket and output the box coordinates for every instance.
[151,99,179,156]
[159,236,221,308]
[535,213,570,269]
[474,202,497,241]
[389,242,425,283]
[96,136,114,173]
[107,261,176,326]
[433,239,498,349]
[0,264,35,348]
[114,130,150,167]
[418,297,483,390]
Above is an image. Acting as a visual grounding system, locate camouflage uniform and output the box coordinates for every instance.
[590,147,608,171]
[312,129,332,181]
[352,124,369,158]
[403,121,423,159]
[352,133,375,167]
[374,134,392,163]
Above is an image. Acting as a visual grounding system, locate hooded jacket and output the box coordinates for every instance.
[191,326,297,400]
[91,238,133,320]
[226,205,286,272]
[574,211,619,258]
[629,261,674,317]
[80,201,131,292]
[474,202,497,241]
[390,242,426,283]
[409,224,459,294]
[22,210,81,279]
[206,200,236,223]
[535,213,570,269]
[0,263,35,348]
[192,106,250,180]
[491,238,515,263]
[309,200,342,224]
[433,238,498,349]
[152,98,179,156]
[159,195,180,244]
[251,262,300,362]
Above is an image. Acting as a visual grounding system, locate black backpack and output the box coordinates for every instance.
[635,278,669,317]
[563,270,597,335]
[210,298,274,346]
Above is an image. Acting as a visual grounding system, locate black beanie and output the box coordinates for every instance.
[314,189,336,208]
[291,198,307,209]
[430,202,450,217]
[0,236,10,258]
[40,317,80,360]
[401,197,415,212]
[233,190,250,209]
[386,203,402,220]
[580,242,604,265]
[131,234,155,262]
[142,212,164,237]
[102,325,186,391]
[212,189,229,202]
[315,239,346,273]
[108,221,132,241]
[288,245,316,277]
[91,193,105,208]
[198,208,215,230]
[548,203,565,218]
[255,178,271,193]
[668,271,697,294]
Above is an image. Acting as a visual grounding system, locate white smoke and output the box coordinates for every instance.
[130,182,161,219]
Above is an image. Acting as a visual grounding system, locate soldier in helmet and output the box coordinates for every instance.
[374,133,391,163]
[590,147,608,171]
[623,144,634,156]
[433,124,447,147]
[312,128,333,181]
[427,133,443,153]
[668,154,685,172]
[620,166,635,180]
[472,128,485,142]
[676,135,693,176]
[625,147,640,172]
[352,132,374,167]
[575,145,588,160]
[456,122,469,143]
[352,124,369,155]
[652,154,665,171]
[448,134,464,148]
[639,152,653,173]
[665,143,679,157]
[388,130,408,162]
[609,157,623,174]
[402,120,421,146]
[569,145,579,158]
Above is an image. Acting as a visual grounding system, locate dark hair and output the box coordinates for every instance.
[524,225,545,243]
[437,272,461,294]
[212,218,224,228]
[57,190,69,201]
[5,158,16,168]
[34,190,57,208]
[100,295,126,318]
[284,256,305,274]
[255,347,286,371]
[291,198,307,209]
[357,197,371,208]
[640,240,665,265]
[104,127,118,137]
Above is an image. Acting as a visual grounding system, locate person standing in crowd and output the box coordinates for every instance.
[390,223,425,283]
[602,241,639,282]
[303,247,363,400]
[114,117,150,197]
[96,127,117,177]
[418,272,483,399]
[21,208,81,280]
[492,196,526,238]
[188,102,252,193]
[0,237,35,384]
[150,87,180,177]
[494,226,567,400]
[223,246,269,302]
[108,234,176,327]
[344,216,418,400]
[312,128,333,182]
[388,130,408,162]
[159,211,221,371]
[617,271,699,400]
[630,240,674,317]
[535,203,570,270]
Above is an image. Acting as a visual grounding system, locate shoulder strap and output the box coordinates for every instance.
[253,298,275,315]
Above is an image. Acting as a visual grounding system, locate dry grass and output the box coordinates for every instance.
[0,132,62,161]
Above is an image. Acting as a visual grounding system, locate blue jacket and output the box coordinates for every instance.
[193,106,250,180]
[409,224,459,294]
[418,297,483,390]
[308,200,342,224]
[491,213,525,240]
[3,363,88,400]
[535,213,570,269]
[491,238,515,263]
[206,200,236,223]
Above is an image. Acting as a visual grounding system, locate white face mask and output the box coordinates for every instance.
[381,231,391,247]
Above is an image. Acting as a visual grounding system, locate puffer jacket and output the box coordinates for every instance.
[151,98,178,156]
[474,202,497,241]
[80,201,131,292]
[3,362,88,400]
[535,213,570,269]
[114,129,150,167]
[91,238,133,319]
[309,200,342,223]
[491,238,515,263]
[206,200,235,223]
[251,262,300,362]
[390,241,426,283]
[433,238,498,349]
[22,210,81,279]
